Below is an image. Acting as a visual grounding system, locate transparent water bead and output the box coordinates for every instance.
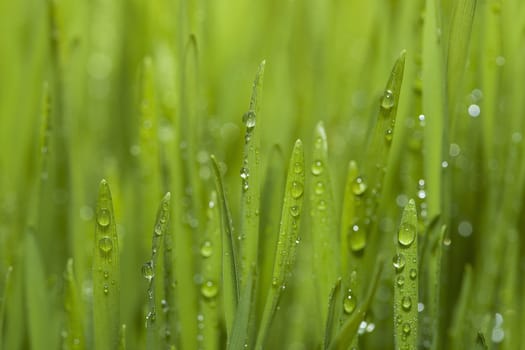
[201,280,218,298]
[291,181,304,199]
[343,289,356,314]
[97,208,111,227]
[398,221,416,247]
[401,296,412,311]
[392,253,406,271]
[381,89,395,109]
[142,261,154,281]
[311,160,324,175]
[98,236,113,255]
[200,240,213,257]
[242,110,256,130]
[352,176,367,196]
[290,205,300,217]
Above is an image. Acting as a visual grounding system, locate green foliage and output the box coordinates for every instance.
[1,0,524,349]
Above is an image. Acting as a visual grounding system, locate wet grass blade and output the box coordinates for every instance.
[162,203,177,348]
[327,258,384,350]
[199,191,222,350]
[323,278,342,349]
[143,192,171,348]
[255,139,305,350]
[64,259,85,350]
[449,265,473,349]
[310,121,338,325]
[228,267,256,350]
[239,60,265,291]
[393,199,418,350]
[25,233,60,350]
[210,154,239,334]
[93,179,120,350]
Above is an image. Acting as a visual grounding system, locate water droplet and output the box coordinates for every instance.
[98,236,113,255]
[352,177,367,196]
[381,89,395,109]
[200,241,213,257]
[468,104,480,117]
[385,128,393,142]
[311,160,324,175]
[409,269,417,280]
[293,162,303,174]
[398,222,416,247]
[458,221,473,237]
[317,200,327,211]
[314,181,325,195]
[97,208,110,227]
[396,275,405,287]
[240,167,249,180]
[103,284,109,295]
[201,280,218,298]
[242,180,249,192]
[291,181,304,199]
[142,261,154,281]
[242,110,256,130]
[402,322,411,335]
[103,271,109,279]
[290,205,300,217]
[343,289,356,314]
[349,224,366,252]
[401,296,412,310]
[154,224,162,236]
[392,253,406,271]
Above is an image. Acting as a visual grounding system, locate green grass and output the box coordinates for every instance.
[1,0,525,349]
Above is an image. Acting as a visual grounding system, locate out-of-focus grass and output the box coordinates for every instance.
[1,0,525,349]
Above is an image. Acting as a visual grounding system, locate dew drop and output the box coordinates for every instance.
[154,224,163,236]
[314,181,325,195]
[290,205,300,217]
[200,241,213,257]
[97,208,111,227]
[343,289,356,314]
[385,128,393,142]
[201,280,218,299]
[98,236,113,255]
[349,224,366,252]
[317,200,327,211]
[311,160,324,175]
[293,162,303,174]
[398,222,416,247]
[103,284,109,295]
[401,296,412,310]
[352,177,367,196]
[142,261,154,281]
[103,271,109,279]
[409,269,417,280]
[381,89,395,109]
[240,167,249,180]
[396,275,405,287]
[392,253,406,272]
[291,181,304,199]
[242,110,256,130]
[402,322,411,335]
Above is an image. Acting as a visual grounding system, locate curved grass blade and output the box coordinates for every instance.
[310,121,338,325]
[210,155,238,334]
[393,199,418,350]
[64,258,85,350]
[93,179,120,350]
[25,233,60,350]
[239,60,265,291]
[327,258,384,350]
[255,139,305,350]
[0,265,13,347]
[323,278,342,349]
[199,191,221,350]
[143,192,171,349]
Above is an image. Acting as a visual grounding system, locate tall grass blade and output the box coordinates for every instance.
[393,199,418,350]
[449,265,473,349]
[144,192,171,348]
[255,139,305,350]
[64,259,85,350]
[93,179,120,350]
[199,191,221,350]
[228,267,256,350]
[0,266,13,347]
[323,278,342,349]
[310,121,338,325]
[210,155,239,334]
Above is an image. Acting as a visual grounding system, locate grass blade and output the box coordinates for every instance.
[328,258,384,350]
[199,191,222,350]
[0,266,13,347]
[228,267,256,350]
[323,278,342,349]
[255,139,305,350]
[64,258,85,350]
[93,179,120,350]
[393,199,418,350]
[210,154,239,334]
[310,121,339,325]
